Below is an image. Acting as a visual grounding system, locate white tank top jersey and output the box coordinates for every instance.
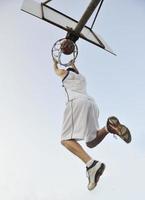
[61,68,100,142]
[62,68,91,101]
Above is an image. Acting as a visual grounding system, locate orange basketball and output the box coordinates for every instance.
[60,39,75,55]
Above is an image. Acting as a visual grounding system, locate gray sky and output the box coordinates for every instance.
[0,0,145,199]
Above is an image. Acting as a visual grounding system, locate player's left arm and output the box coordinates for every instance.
[53,59,67,78]
[70,62,79,73]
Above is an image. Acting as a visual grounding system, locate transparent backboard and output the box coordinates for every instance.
[21,0,116,55]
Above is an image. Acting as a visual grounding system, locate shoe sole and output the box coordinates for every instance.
[108,117,131,143]
[95,163,105,185]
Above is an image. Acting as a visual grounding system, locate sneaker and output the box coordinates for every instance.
[107,116,131,143]
[86,160,105,190]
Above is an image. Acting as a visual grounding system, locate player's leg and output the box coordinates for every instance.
[61,139,92,163]
[61,139,105,190]
[86,127,108,148]
[86,116,132,148]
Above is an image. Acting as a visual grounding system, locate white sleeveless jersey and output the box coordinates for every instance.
[61,68,100,142]
[62,68,90,101]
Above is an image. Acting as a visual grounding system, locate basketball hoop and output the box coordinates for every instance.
[51,38,78,67]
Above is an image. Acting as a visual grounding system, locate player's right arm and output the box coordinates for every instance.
[53,59,67,78]
[70,62,79,73]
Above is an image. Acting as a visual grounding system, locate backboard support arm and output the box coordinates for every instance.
[66,0,101,42]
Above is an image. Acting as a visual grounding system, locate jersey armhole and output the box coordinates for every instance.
[62,71,69,82]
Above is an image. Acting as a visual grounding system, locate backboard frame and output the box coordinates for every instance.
[21,0,116,56]
[41,3,106,49]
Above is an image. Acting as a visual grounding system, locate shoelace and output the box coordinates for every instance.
[113,134,118,139]
[106,125,118,139]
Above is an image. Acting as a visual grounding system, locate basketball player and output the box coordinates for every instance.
[52,59,131,190]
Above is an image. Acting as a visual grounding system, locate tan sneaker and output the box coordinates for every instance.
[107,116,131,143]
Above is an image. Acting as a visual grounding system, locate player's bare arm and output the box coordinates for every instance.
[70,62,79,73]
[53,59,67,78]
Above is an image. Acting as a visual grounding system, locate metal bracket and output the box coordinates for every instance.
[65,27,80,43]
[42,0,52,5]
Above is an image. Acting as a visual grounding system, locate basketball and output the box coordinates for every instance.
[60,39,75,55]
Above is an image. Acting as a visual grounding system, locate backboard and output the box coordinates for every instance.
[21,0,116,55]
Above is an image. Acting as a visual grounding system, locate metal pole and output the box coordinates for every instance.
[74,0,101,34]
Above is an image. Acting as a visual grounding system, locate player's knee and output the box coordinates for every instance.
[86,143,94,148]
[86,142,96,148]
[61,140,68,147]
[61,140,73,150]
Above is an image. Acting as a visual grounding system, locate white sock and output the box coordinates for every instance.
[86,159,94,168]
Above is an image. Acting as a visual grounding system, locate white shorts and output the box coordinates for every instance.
[61,97,99,143]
